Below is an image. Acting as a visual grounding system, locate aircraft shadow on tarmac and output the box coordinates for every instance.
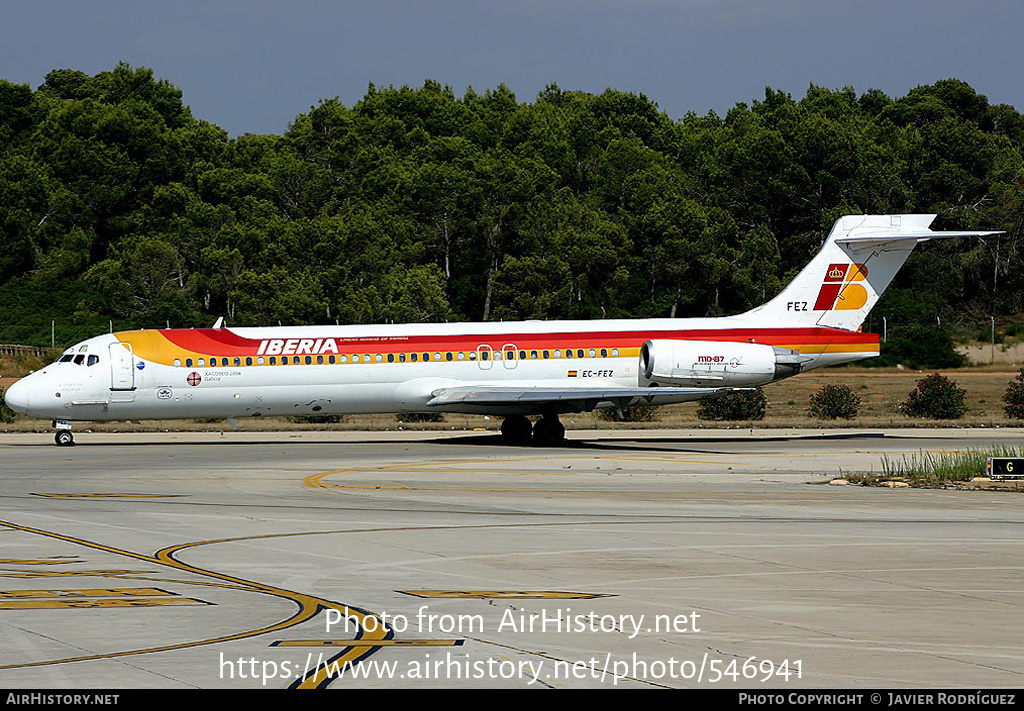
[430,430,891,455]
[7,430,895,454]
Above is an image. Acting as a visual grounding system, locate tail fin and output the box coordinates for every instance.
[744,214,1000,332]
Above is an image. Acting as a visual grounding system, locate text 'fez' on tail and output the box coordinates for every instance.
[743,214,1002,332]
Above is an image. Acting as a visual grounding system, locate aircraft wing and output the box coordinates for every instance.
[426,385,738,414]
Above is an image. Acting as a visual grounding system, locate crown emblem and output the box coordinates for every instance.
[828,267,845,279]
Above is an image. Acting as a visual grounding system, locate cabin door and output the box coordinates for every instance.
[108,342,136,391]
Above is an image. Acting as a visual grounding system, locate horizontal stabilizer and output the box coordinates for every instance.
[835,230,1000,246]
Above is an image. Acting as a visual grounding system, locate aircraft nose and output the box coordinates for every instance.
[3,378,31,415]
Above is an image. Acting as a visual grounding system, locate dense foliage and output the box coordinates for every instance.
[596,404,661,422]
[808,384,861,419]
[697,388,767,421]
[0,388,14,423]
[869,325,967,369]
[1004,369,1024,419]
[900,373,968,419]
[1,65,1021,347]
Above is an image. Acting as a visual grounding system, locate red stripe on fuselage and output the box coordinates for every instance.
[153,326,877,356]
[160,328,260,355]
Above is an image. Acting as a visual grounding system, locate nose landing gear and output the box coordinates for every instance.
[53,421,75,447]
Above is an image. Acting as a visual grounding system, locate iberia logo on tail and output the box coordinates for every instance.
[813,263,868,311]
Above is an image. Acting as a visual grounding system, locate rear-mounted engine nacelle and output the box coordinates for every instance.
[639,339,804,387]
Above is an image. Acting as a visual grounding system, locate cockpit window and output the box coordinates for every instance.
[58,354,74,363]
[73,354,85,365]
[87,355,99,366]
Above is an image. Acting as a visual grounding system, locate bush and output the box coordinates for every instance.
[900,373,967,419]
[809,384,861,420]
[870,325,965,369]
[697,388,766,421]
[596,404,662,422]
[0,388,16,423]
[289,414,347,424]
[1004,369,1024,419]
[397,412,444,423]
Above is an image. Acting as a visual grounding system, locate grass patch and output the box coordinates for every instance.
[867,446,1023,486]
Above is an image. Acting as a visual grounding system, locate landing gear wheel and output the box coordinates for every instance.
[54,430,74,447]
[532,417,565,446]
[500,415,532,445]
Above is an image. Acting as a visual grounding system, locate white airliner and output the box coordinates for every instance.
[3,214,999,446]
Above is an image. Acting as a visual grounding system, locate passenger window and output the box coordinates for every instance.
[186,358,193,368]
[399,353,407,363]
[258,357,266,365]
[423,353,430,362]
[233,357,241,367]
[388,353,395,363]
[519,351,526,360]
[553,350,561,359]
[305,355,313,365]
[530,350,538,360]
[612,348,619,358]
[411,353,418,362]
[600,348,607,358]
[173,358,182,367]
[457,352,465,361]
[577,349,584,358]
[198,358,205,367]
[480,351,489,361]
[469,351,477,361]
[542,350,549,359]
[340,355,348,364]
[317,355,324,364]
[588,349,596,358]
[327,355,335,364]
[375,354,383,363]
[210,357,218,367]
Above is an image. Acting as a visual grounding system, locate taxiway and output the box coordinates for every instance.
[1,428,1023,688]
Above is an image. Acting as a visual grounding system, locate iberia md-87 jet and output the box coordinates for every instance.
[4,214,1000,446]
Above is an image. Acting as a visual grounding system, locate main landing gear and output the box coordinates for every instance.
[499,412,566,446]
